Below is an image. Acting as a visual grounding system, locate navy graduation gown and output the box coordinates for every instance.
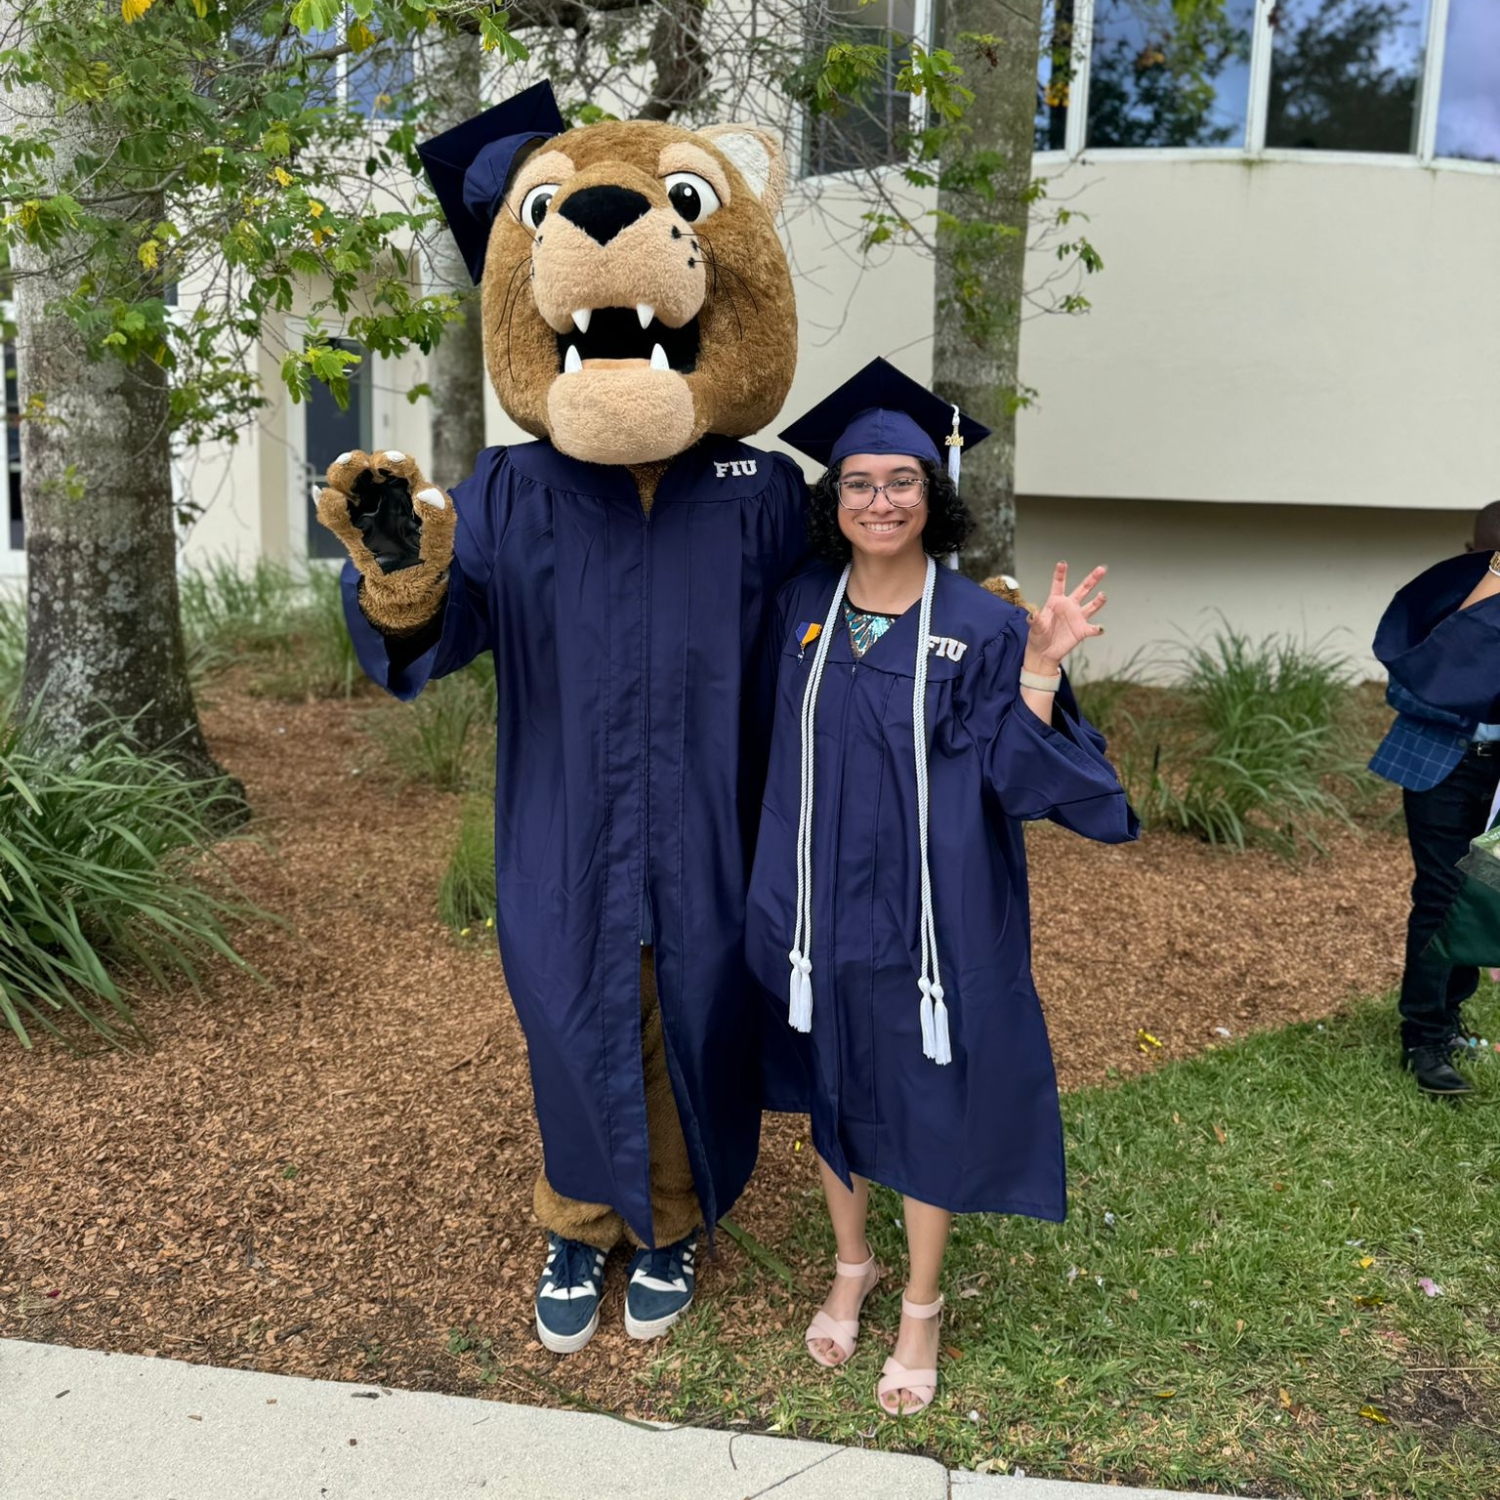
[343,438,807,1244]
[1374,551,1500,722]
[746,565,1137,1219]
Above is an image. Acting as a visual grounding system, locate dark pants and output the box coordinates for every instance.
[1399,748,1500,1048]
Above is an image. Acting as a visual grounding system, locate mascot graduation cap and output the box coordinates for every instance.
[316,81,806,1354]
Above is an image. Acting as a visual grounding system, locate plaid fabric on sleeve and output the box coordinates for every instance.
[1369,713,1468,792]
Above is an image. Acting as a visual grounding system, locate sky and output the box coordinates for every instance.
[1436,0,1500,161]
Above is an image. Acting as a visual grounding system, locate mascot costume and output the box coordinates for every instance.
[316,81,804,1354]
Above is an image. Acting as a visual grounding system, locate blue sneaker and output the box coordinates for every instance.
[534,1234,607,1355]
[624,1231,698,1340]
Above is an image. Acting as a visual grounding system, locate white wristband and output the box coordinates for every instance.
[1020,667,1062,692]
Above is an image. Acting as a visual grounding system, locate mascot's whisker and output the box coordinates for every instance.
[495,254,531,339]
[699,242,745,342]
[699,233,761,317]
[497,254,534,383]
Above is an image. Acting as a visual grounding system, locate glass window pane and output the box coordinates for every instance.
[304,340,370,561]
[1035,0,1076,152]
[347,42,413,118]
[805,1,909,175]
[1435,0,1500,163]
[1265,0,1427,154]
[5,343,19,550]
[1086,0,1255,149]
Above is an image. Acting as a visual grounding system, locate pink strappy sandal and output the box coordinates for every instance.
[804,1253,882,1368]
[876,1293,944,1416]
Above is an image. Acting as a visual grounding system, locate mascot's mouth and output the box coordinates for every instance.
[554,306,701,376]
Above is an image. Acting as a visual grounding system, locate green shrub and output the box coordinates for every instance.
[438,795,495,933]
[365,659,496,792]
[247,564,361,701]
[1067,643,1151,743]
[0,714,257,1049]
[0,585,23,707]
[179,556,361,700]
[179,555,301,655]
[1120,626,1364,857]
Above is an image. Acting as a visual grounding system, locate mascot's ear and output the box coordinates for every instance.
[697,124,786,219]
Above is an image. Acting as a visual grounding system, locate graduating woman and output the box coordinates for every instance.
[747,360,1138,1417]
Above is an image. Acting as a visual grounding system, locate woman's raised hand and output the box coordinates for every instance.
[1025,562,1107,667]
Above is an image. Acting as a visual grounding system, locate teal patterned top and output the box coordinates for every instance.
[844,600,900,660]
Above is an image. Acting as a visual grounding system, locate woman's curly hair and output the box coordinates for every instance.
[807,457,975,564]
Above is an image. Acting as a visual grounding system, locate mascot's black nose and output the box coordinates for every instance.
[557,185,651,246]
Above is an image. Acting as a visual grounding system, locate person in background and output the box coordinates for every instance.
[747,360,1136,1417]
[1369,504,1500,1096]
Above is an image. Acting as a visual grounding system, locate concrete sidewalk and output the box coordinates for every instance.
[3,1338,1233,1500]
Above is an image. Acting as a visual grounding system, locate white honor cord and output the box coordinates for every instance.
[788,564,851,1033]
[912,555,951,1065]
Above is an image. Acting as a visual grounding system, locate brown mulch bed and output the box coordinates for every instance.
[0,683,1413,1415]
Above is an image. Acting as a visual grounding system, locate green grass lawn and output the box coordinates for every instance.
[650,990,1500,1499]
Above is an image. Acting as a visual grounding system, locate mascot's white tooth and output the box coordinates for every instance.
[572,308,592,333]
[650,344,670,371]
[334,451,353,466]
[636,303,654,329]
[383,450,406,463]
[415,488,446,509]
[564,344,583,375]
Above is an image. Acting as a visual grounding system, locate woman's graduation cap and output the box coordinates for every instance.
[778,357,991,484]
[416,80,567,284]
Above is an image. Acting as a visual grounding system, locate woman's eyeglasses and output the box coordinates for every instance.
[837,477,928,511]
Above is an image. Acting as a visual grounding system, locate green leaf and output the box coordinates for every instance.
[289,0,341,37]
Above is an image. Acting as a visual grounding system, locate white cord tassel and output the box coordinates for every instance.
[788,565,851,1034]
[912,555,951,1065]
[942,404,964,571]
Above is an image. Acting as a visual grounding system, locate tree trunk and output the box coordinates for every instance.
[13,121,234,796]
[931,0,1043,583]
[417,31,487,491]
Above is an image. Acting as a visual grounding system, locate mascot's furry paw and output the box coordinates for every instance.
[317,450,455,635]
[981,573,1036,616]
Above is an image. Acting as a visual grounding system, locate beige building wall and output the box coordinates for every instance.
[1014,497,1478,687]
[1015,156,1500,511]
[768,154,1498,677]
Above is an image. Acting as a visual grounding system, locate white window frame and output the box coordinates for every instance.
[283,318,385,572]
[1044,0,1494,173]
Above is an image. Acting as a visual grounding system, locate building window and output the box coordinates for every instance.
[804,0,919,176]
[5,343,20,551]
[1035,1,1076,152]
[346,39,414,118]
[1086,0,1256,148]
[303,339,371,561]
[1434,0,1500,163]
[1264,0,1428,154]
[1017,0,1495,169]
[305,16,412,119]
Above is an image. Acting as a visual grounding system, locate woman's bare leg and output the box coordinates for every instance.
[881,1195,952,1412]
[808,1153,880,1364]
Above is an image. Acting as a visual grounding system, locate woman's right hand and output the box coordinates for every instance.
[1024,561,1107,671]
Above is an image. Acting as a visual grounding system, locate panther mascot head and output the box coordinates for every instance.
[422,80,798,469]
